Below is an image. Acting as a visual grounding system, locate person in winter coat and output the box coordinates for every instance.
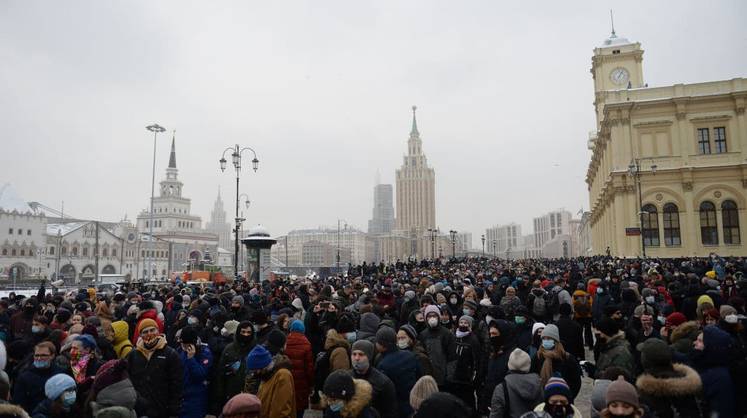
[599,376,645,418]
[512,307,534,353]
[321,370,378,418]
[13,341,63,413]
[591,318,635,379]
[445,316,480,417]
[489,348,543,418]
[523,377,583,418]
[177,326,213,418]
[211,320,255,413]
[285,320,314,418]
[68,334,101,401]
[572,285,593,348]
[396,324,433,377]
[357,313,380,344]
[110,321,133,359]
[351,340,397,418]
[126,319,183,418]
[529,325,582,401]
[635,338,702,418]
[555,304,584,361]
[32,373,79,418]
[409,375,439,414]
[89,359,138,418]
[479,319,515,415]
[500,288,522,318]
[326,329,352,371]
[691,325,736,418]
[246,344,296,418]
[417,305,455,386]
[667,319,700,358]
[375,327,422,418]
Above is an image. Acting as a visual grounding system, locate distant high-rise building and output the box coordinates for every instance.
[395,106,436,233]
[368,183,394,235]
[533,209,572,249]
[206,188,232,250]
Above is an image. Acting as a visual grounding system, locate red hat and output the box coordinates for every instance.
[665,312,687,328]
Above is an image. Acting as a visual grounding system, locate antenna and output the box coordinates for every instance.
[610,10,616,37]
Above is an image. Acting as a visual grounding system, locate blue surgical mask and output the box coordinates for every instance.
[542,339,556,350]
[31,326,42,334]
[188,317,198,325]
[345,332,357,343]
[62,390,76,408]
[463,309,472,317]
[514,316,526,325]
[34,360,51,369]
[329,400,344,412]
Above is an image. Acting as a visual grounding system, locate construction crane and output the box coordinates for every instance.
[27,201,78,220]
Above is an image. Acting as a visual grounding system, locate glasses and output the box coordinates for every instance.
[34,353,52,359]
[141,328,159,335]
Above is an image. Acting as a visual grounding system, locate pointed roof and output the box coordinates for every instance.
[168,130,177,169]
[410,105,419,136]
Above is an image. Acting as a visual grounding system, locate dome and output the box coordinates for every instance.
[602,32,632,47]
[247,224,270,237]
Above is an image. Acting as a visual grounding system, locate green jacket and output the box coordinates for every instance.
[595,332,635,378]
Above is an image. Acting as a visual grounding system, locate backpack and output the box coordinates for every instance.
[547,287,561,315]
[532,293,547,318]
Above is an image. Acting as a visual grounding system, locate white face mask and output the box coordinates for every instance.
[397,339,409,350]
[428,317,439,328]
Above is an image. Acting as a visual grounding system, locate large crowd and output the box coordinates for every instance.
[0,254,746,418]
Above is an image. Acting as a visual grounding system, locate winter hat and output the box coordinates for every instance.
[605,376,640,408]
[222,393,261,418]
[232,296,245,306]
[532,322,546,336]
[45,373,76,400]
[138,318,158,333]
[463,300,478,312]
[352,339,375,361]
[596,316,620,337]
[697,294,714,307]
[424,305,440,318]
[409,375,439,411]
[223,320,240,336]
[399,324,418,342]
[359,312,381,334]
[375,326,397,351]
[245,344,272,371]
[415,392,468,417]
[404,290,417,302]
[508,348,531,372]
[251,311,268,326]
[291,298,304,311]
[637,338,672,372]
[289,319,305,333]
[335,313,356,334]
[665,312,687,328]
[591,379,612,416]
[180,326,199,345]
[56,308,72,324]
[323,369,355,401]
[265,329,287,355]
[93,359,128,393]
[458,315,474,328]
[544,377,572,402]
[75,334,98,350]
[541,324,560,342]
[720,305,737,318]
[705,271,717,279]
[633,304,655,317]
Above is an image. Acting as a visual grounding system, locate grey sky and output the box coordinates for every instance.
[1,1,745,247]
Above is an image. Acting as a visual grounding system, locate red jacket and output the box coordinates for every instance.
[133,310,164,343]
[284,331,314,411]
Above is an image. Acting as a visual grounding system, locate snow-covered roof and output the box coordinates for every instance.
[46,222,88,236]
[601,33,633,48]
[0,183,33,213]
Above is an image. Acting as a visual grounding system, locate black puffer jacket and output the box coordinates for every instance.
[126,337,183,418]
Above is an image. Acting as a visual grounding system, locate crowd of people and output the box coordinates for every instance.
[0,254,745,418]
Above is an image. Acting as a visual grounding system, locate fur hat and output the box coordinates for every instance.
[323,370,355,401]
[605,376,640,408]
[409,375,439,411]
[507,348,531,372]
[541,324,560,342]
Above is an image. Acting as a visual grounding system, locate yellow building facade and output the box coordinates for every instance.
[586,31,747,257]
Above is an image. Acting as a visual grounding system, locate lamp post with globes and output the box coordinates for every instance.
[449,230,458,258]
[628,158,658,258]
[145,123,166,281]
[219,145,259,278]
[481,234,485,257]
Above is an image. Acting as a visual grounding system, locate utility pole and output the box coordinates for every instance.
[94,221,100,284]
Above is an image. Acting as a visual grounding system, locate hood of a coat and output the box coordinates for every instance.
[0,403,30,418]
[111,321,130,344]
[505,372,542,404]
[324,330,350,351]
[358,312,381,335]
[636,363,702,397]
[669,321,700,344]
[94,378,138,409]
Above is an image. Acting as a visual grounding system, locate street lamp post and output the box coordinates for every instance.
[628,158,658,258]
[238,195,250,275]
[145,123,166,282]
[219,145,259,279]
[481,234,485,256]
[427,228,439,259]
[336,219,349,269]
[492,240,497,259]
[449,230,457,258]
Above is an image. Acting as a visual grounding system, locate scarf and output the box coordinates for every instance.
[71,354,91,384]
[538,343,567,386]
[136,335,167,360]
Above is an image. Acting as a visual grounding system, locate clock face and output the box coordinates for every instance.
[610,67,630,86]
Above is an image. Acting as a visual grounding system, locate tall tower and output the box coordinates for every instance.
[368,182,394,235]
[395,106,436,232]
[206,188,232,249]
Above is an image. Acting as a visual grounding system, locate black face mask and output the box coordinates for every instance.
[546,404,571,418]
[23,306,34,315]
[490,335,503,349]
[236,333,254,346]
[457,325,469,332]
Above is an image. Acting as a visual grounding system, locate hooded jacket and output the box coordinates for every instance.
[325,330,352,372]
[211,327,255,412]
[0,403,30,418]
[489,371,543,418]
[257,366,296,418]
[111,321,133,359]
[636,363,702,418]
[668,321,700,357]
[693,325,735,418]
[285,330,314,412]
[594,331,634,378]
[321,378,377,418]
[91,379,138,417]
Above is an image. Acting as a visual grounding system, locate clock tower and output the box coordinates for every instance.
[591,24,644,126]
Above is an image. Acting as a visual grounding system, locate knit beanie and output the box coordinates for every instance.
[596,316,620,337]
[541,324,560,342]
[352,339,375,361]
[404,290,417,302]
[458,315,474,329]
[409,375,439,411]
[665,312,687,328]
[180,326,199,345]
[93,359,128,394]
[637,338,672,372]
[266,329,287,355]
[463,300,478,312]
[223,320,240,336]
[544,377,571,403]
[605,376,640,408]
[424,305,440,318]
[289,319,305,334]
[399,324,418,342]
[75,334,98,350]
[697,294,714,307]
[45,373,76,400]
[232,296,245,306]
[222,393,261,418]
[507,348,531,372]
[245,344,272,371]
[375,326,397,351]
[138,318,158,333]
[323,370,355,401]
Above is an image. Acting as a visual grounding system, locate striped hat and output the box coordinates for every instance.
[544,377,571,402]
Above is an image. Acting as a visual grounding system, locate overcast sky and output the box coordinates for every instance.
[1,1,745,247]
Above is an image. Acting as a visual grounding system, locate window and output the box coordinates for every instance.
[7,228,12,235]
[112,248,117,257]
[700,201,718,245]
[27,230,31,236]
[82,247,88,256]
[49,246,54,255]
[697,128,711,154]
[17,229,22,235]
[722,200,740,244]
[11,249,16,256]
[714,127,727,153]
[102,248,108,257]
[641,204,660,246]
[72,247,78,256]
[20,249,25,256]
[663,203,681,246]
[61,247,67,256]
[1,249,6,256]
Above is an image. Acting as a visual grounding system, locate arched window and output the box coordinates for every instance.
[49,246,54,255]
[663,203,681,246]
[102,248,108,257]
[700,201,718,245]
[71,247,78,256]
[1,249,6,256]
[82,247,88,257]
[61,247,67,256]
[641,204,660,246]
[722,200,741,245]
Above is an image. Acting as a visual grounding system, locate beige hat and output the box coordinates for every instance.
[508,348,531,372]
[409,375,439,411]
[222,320,240,336]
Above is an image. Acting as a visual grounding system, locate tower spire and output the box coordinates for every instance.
[610,9,616,37]
[168,130,177,169]
[410,105,419,136]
